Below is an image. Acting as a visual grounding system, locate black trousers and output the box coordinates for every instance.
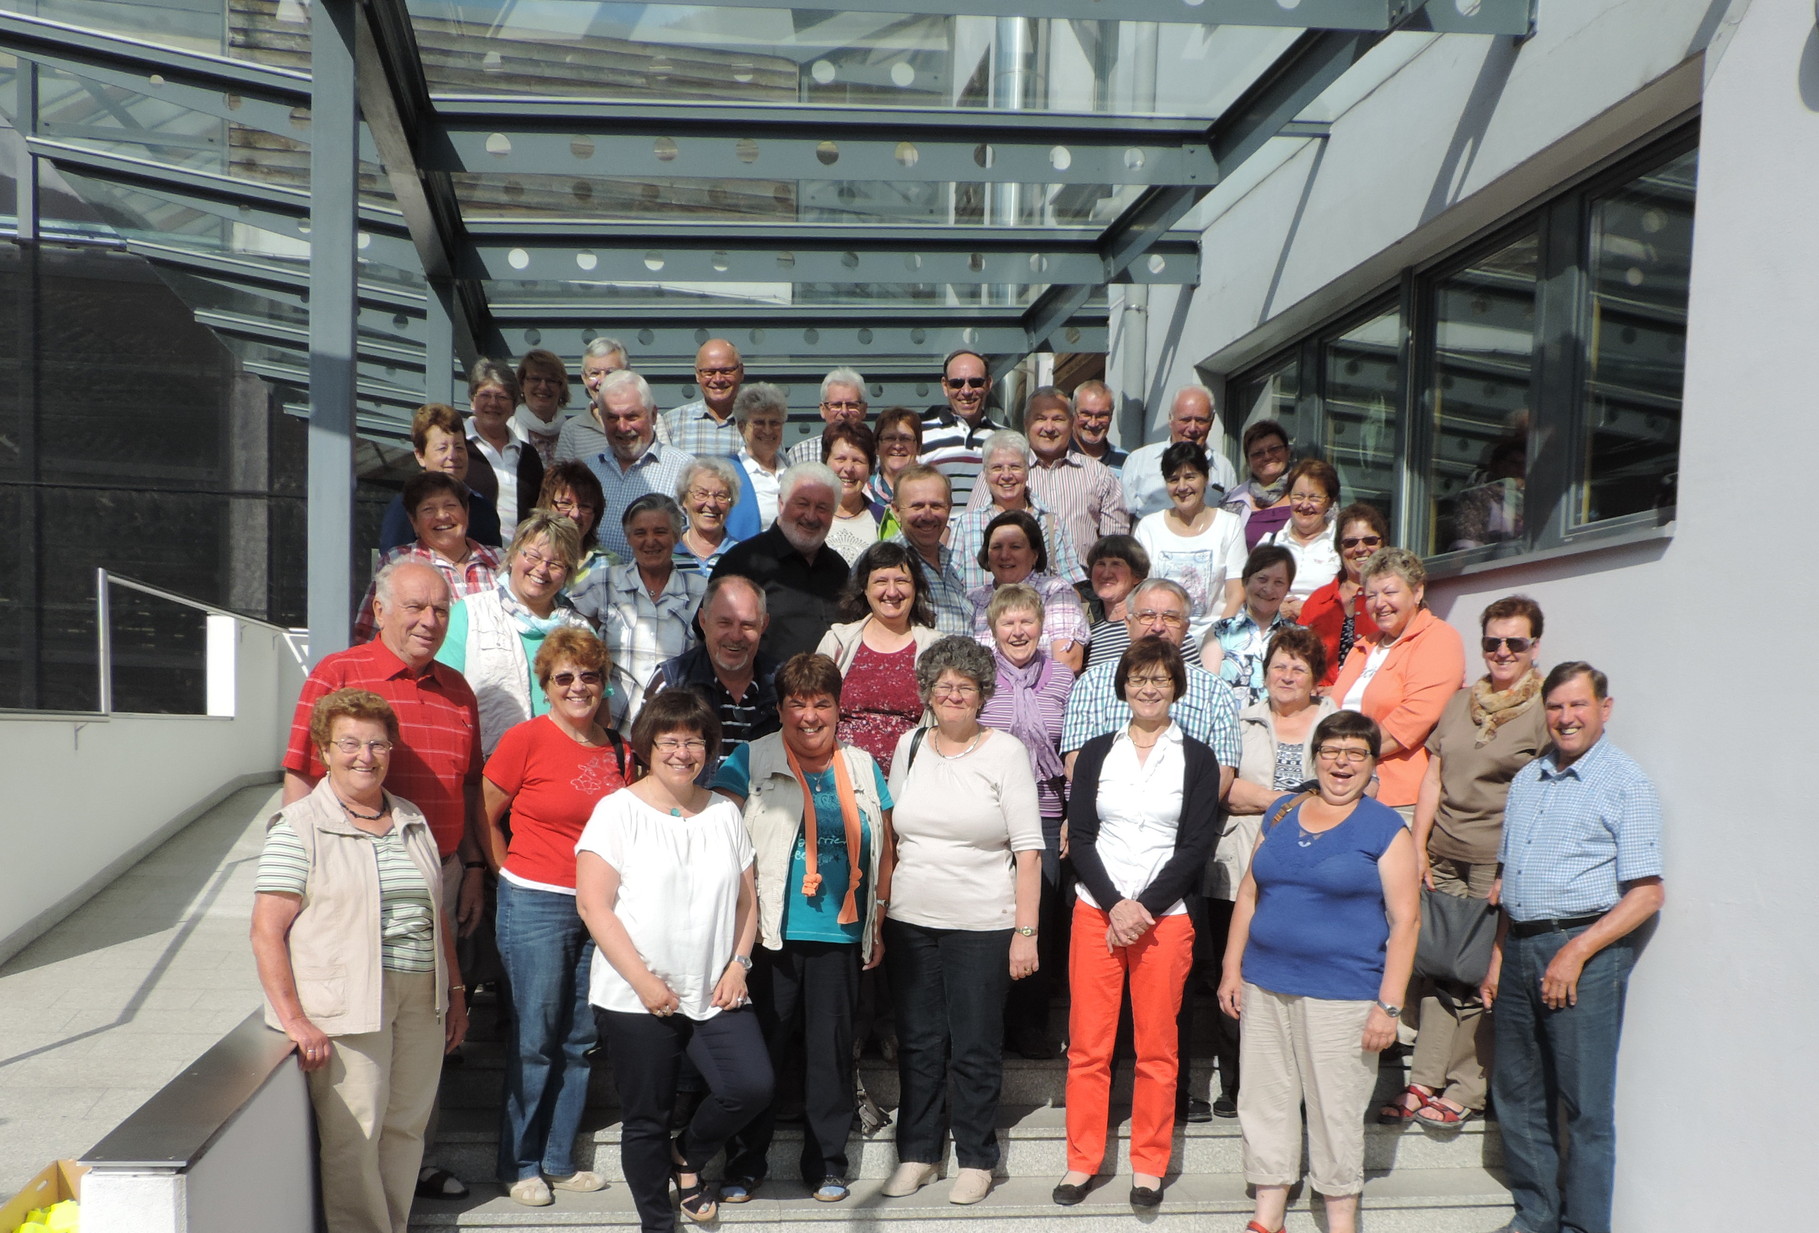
[724,940,861,1185]
[597,1007,772,1233]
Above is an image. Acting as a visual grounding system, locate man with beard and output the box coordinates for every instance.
[710,463,851,662]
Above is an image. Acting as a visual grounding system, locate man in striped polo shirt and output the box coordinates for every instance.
[918,348,1006,508]
[645,574,781,783]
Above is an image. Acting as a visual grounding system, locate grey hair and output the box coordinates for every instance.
[820,367,867,401]
[373,558,450,610]
[622,492,686,537]
[1173,383,1217,412]
[677,456,743,508]
[779,461,840,507]
[734,381,790,425]
[702,572,768,619]
[1360,545,1427,592]
[468,357,520,403]
[583,336,628,362]
[598,368,655,412]
[914,635,999,707]
[1128,576,1191,613]
[980,429,1030,467]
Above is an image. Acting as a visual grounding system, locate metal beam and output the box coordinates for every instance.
[431,99,1218,188]
[352,0,491,364]
[1021,28,1379,353]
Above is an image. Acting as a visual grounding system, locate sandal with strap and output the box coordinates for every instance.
[1246,1222,1285,1233]
[671,1144,717,1223]
[1377,1083,1435,1125]
[1415,1098,1475,1132]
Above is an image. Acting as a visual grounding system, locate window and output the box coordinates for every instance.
[1224,127,1695,568]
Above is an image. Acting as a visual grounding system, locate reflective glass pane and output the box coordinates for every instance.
[1578,147,1694,524]
[1227,353,1301,467]
[1322,306,1400,531]
[1427,232,1537,553]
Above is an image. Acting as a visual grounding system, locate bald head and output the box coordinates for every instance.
[1169,386,1215,447]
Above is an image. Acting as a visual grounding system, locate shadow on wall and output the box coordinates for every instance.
[1423,532,1673,628]
[1801,28,1819,111]
[1421,36,1519,226]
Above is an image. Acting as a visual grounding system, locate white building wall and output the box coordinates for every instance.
[1117,0,1819,1224]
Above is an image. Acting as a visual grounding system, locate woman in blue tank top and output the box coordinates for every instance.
[1216,711,1419,1233]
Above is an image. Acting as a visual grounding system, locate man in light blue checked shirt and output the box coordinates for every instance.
[1489,661,1665,1233]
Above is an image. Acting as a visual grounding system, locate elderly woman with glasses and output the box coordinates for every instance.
[1297,503,1390,689]
[466,358,545,544]
[437,511,594,755]
[1222,420,1296,549]
[1256,459,1342,621]
[535,462,612,586]
[881,635,1043,1207]
[515,348,573,469]
[948,430,1086,590]
[728,383,791,536]
[480,628,628,1207]
[571,494,709,730]
[869,407,925,520]
[967,509,1088,674]
[674,457,745,578]
[1218,711,1419,1233]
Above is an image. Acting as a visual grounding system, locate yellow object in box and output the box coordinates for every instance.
[0,1161,82,1233]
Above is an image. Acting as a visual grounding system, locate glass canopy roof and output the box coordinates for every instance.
[0,0,1534,430]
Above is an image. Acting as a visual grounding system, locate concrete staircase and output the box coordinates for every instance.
[411,997,1512,1231]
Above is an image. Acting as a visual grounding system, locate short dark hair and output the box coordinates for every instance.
[1114,635,1187,702]
[1283,457,1341,505]
[975,508,1048,574]
[410,402,465,453]
[1481,594,1544,640]
[536,461,605,550]
[1264,625,1327,684]
[820,420,877,468]
[1085,533,1150,580]
[1160,441,1209,481]
[630,687,722,768]
[1313,709,1381,759]
[1333,502,1391,560]
[1241,419,1290,457]
[403,471,469,517]
[1241,543,1297,587]
[776,652,844,706]
[1543,660,1608,701]
[875,406,924,450]
[839,541,936,627]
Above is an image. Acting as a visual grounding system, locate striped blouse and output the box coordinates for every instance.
[256,819,437,974]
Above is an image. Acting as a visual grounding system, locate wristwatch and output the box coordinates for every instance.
[1015,926,1037,937]
[731,954,754,971]
[1375,1000,1402,1018]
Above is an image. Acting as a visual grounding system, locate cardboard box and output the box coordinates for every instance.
[0,1161,83,1232]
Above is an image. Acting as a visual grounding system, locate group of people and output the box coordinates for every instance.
[253,347,1666,1233]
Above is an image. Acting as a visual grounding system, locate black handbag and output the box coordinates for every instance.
[1413,887,1499,989]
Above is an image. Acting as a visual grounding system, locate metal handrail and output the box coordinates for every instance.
[95,568,298,715]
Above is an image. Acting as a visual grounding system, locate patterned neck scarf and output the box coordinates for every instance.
[994,648,1066,791]
[497,577,579,637]
[784,741,864,926]
[1468,669,1542,747]
[1249,472,1290,506]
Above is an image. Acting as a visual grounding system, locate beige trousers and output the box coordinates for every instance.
[1407,858,1496,1110]
[310,969,444,1233]
[1236,984,1376,1197]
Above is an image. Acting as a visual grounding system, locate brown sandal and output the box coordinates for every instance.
[1376,1083,1435,1125]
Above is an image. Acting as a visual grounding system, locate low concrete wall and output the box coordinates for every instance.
[0,621,304,966]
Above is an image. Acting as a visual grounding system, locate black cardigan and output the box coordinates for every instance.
[1067,730,1223,916]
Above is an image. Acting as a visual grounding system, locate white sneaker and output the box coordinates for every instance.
[881,1161,939,1197]
[508,1177,554,1206]
[948,1167,993,1205]
[547,1171,607,1193]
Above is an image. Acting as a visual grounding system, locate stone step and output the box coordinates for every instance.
[435,1100,1500,1185]
[410,1167,1512,1232]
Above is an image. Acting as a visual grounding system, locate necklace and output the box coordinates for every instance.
[936,728,984,759]
[337,794,387,821]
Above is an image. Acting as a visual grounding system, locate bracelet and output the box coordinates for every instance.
[449,984,467,995]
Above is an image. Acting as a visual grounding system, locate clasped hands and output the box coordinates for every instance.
[1104,898,1155,951]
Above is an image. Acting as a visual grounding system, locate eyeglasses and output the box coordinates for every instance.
[822,400,866,411]
[518,549,569,576]
[550,671,603,687]
[1125,674,1175,689]
[685,487,732,505]
[1316,746,1372,764]
[1482,636,1535,654]
[932,682,980,698]
[1131,609,1187,628]
[1341,535,1383,550]
[696,365,741,378]
[945,376,988,390]
[654,737,709,754]
[1288,490,1330,506]
[332,738,393,756]
[1246,441,1290,463]
[878,431,919,446]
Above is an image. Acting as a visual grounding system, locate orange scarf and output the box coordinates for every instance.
[783,741,865,926]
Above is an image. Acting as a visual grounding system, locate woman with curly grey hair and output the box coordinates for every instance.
[879,635,1043,1207]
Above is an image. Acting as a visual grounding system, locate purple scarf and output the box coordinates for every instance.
[993,648,1067,794]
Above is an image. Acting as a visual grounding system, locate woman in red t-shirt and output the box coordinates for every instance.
[1296,503,1388,688]
[481,627,632,1207]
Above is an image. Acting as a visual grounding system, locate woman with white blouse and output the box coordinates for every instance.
[574,689,771,1233]
[1257,459,1342,620]
[1052,638,1222,1208]
[882,635,1043,1207]
[1134,442,1247,646]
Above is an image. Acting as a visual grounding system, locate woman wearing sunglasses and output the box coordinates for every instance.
[479,628,631,1206]
[1382,596,1548,1131]
[1297,503,1389,689]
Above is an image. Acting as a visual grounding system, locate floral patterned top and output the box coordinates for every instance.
[836,641,922,775]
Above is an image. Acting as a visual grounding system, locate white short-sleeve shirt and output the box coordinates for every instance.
[575,791,752,1020]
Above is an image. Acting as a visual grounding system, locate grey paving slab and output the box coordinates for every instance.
[0,783,275,1198]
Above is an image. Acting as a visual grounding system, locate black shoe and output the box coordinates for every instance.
[1129,1184,1163,1207]
[1212,1094,1238,1118]
[1176,1096,1211,1123]
[1052,1180,1091,1206]
[1008,1028,1058,1060]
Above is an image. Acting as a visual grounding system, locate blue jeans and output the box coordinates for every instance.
[884,918,1011,1170]
[1491,927,1636,1233]
[495,879,597,1182]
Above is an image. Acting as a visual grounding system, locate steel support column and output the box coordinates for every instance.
[306,0,361,663]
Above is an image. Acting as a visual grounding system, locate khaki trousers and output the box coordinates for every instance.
[310,969,444,1233]
[1236,984,1375,1197]
[1407,858,1496,1110]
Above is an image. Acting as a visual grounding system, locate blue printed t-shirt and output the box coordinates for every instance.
[714,744,892,944]
[1243,795,1406,1002]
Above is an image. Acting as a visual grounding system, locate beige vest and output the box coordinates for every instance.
[262,779,448,1037]
[740,732,887,956]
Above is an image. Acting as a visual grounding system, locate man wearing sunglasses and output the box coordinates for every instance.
[918,348,1007,508]
[1122,385,1239,521]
